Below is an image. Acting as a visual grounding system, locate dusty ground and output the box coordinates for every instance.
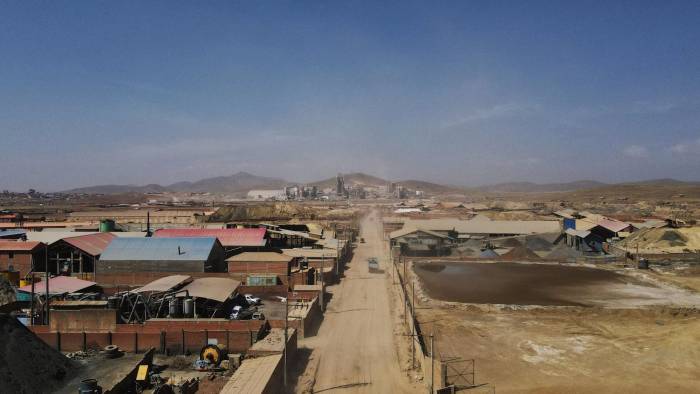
[291,210,422,393]
[409,262,700,393]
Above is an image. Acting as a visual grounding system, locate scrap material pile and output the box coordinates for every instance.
[619,227,700,253]
[0,314,75,394]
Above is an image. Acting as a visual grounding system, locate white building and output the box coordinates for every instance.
[246,190,288,201]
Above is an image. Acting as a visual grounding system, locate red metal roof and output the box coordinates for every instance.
[0,240,44,252]
[595,218,631,233]
[154,228,267,247]
[60,232,116,256]
[17,276,97,295]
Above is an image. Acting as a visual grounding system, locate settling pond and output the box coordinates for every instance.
[413,261,663,307]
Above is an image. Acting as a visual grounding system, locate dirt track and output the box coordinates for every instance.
[293,210,421,393]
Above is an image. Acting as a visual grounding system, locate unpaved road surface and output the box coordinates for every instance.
[293,210,421,393]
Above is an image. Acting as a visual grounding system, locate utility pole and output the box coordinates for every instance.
[45,251,50,325]
[430,333,435,394]
[284,272,289,389]
[411,280,415,369]
[30,273,35,325]
[320,255,325,312]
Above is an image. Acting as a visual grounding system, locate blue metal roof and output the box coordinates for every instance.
[0,229,27,238]
[99,237,218,261]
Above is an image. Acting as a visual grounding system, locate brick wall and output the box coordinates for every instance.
[30,318,268,354]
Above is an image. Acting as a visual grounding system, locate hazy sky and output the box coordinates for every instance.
[2,1,700,191]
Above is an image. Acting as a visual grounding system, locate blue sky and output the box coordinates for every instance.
[1,1,699,191]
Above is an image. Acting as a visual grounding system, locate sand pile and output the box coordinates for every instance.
[619,227,700,253]
[0,314,75,393]
[499,245,542,261]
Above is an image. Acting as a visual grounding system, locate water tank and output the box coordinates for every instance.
[168,298,180,317]
[183,298,194,317]
[99,219,116,233]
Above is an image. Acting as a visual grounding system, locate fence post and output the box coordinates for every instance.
[82,332,87,352]
[204,329,208,346]
[56,331,61,352]
[134,331,138,353]
[108,331,112,346]
[181,329,186,355]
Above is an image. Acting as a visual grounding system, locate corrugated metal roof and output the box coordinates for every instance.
[60,232,116,256]
[283,249,337,259]
[99,237,219,261]
[389,227,450,239]
[26,231,99,244]
[595,218,631,233]
[0,229,27,238]
[565,228,591,238]
[0,240,44,252]
[226,252,293,262]
[133,275,191,293]
[402,218,560,235]
[154,228,267,247]
[177,277,240,302]
[17,276,96,295]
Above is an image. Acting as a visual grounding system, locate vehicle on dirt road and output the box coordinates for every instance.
[360,237,365,243]
[368,257,379,271]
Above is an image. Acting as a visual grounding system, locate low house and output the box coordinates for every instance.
[98,237,227,273]
[0,241,46,277]
[389,227,452,256]
[226,252,297,278]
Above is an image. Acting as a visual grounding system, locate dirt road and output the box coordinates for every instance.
[294,210,421,393]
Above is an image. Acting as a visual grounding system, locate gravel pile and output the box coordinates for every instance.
[0,314,75,393]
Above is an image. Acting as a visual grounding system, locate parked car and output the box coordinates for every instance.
[245,294,261,305]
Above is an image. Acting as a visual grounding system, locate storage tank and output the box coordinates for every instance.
[168,298,180,317]
[99,219,116,232]
[183,298,194,317]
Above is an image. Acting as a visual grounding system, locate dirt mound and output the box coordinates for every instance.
[499,245,541,261]
[0,276,15,307]
[619,227,700,253]
[659,230,687,245]
[524,235,555,251]
[497,238,523,248]
[544,243,582,261]
[0,314,75,393]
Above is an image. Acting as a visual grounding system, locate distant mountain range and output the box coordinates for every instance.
[60,172,700,196]
[62,172,287,195]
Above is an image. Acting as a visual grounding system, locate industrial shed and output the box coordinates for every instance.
[389,228,452,256]
[98,237,226,273]
[46,232,115,275]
